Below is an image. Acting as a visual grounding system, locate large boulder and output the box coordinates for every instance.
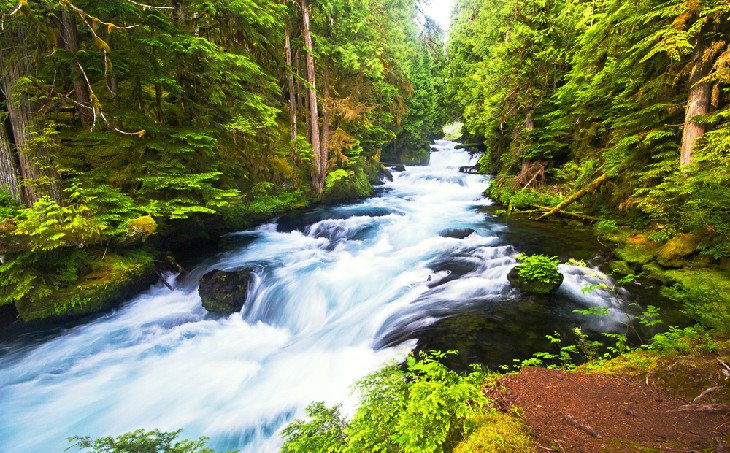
[507,266,564,295]
[439,228,476,239]
[656,234,700,268]
[199,268,254,314]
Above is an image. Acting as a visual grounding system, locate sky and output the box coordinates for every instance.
[422,0,455,31]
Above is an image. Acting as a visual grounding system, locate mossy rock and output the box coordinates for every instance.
[610,260,634,276]
[322,167,373,203]
[15,250,157,322]
[615,243,656,267]
[199,269,253,314]
[641,263,672,284]
[454,412,534,453]
[507,266,564,294]
[656,234,700,268]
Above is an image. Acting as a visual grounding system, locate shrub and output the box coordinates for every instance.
[515,254,561,284]
[67,429,215,453]
[281,351,489,453]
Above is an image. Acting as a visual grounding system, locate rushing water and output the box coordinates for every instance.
[0,141,636,452]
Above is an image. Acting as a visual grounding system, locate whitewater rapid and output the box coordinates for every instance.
[0,141,627,452]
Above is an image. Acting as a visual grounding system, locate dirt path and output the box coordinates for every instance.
[489,367,729,452]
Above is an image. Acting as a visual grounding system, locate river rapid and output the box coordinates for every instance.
[0,141,636,452]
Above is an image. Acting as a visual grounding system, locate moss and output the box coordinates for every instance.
[610,260,633,276]
[322,166,372,203]
[641,263,672,284]
[615,243,656,267]
[14,249,157,321]
[662,269,730,332]
[454,411,534,453]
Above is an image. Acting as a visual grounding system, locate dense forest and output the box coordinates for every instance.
[448,0,730,261]
[0,0,446,322]
[1,0,729,451]
[446,0,730,332]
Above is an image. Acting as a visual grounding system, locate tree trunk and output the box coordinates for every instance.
[320,64,330,189]
[300,0,323,194]
[0,104,22,203]
[680,42,714,167]
[60,8,92,128]
[1,25,61,205]
[285,25,297,148]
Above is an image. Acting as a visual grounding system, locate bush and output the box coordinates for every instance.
[281,351,489,453]
[515,254,561,285]
[67,429,215,453]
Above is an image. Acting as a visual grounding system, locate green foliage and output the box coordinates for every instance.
[281,351,489,453]
[662,271,730,333]
[11,196,103,252]
[648,325,717,354]
[67,429,215,453]
[447,0,730,259]
[515,254,561,285]
[281,403,347,453]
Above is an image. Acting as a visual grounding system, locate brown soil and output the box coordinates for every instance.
[489,367,729,452]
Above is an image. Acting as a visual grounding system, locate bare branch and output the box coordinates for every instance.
[76,62,145,137]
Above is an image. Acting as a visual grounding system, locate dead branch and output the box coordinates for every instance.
[76,62,145,137]
[538,173,608,221]
[672,404,730,413]
[693,386,722,403]
[564,415,601,438]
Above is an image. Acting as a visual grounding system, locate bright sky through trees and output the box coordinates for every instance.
[423,0,454,30]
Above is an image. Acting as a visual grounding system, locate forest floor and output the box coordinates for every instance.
[487,365,730,452]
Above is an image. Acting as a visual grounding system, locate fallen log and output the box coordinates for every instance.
[538,173,608,221]
[533,205,600,222]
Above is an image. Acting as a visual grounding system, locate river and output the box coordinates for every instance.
[0,141,648,452]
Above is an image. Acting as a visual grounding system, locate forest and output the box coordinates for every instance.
[0,0,445,322]
[449,0,730,262]
[1,0,729,452]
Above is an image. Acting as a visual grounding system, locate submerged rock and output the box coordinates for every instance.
[391,164,406,172]
[507,266,564,294]
[439,228,476,239]
[199,268,253,313]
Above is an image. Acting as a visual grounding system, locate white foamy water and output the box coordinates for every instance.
[0,141,627,452]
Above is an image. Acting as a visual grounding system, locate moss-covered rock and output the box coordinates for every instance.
[199,268,253,313]
[615,243,656,267]
[610,260,634,276]
[656,234,700,268]
[641,263,672,284]
[454,412,534,453]
[322,166,373,203]
[507,265,564,294]
[14,249,157,322]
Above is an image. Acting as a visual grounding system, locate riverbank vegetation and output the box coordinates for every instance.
[447,0,730,332]
[0,0,446,323]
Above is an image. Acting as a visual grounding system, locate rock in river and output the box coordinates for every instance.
[439,228,476,239]
[199,268,254,313]
[507,266,564,295]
